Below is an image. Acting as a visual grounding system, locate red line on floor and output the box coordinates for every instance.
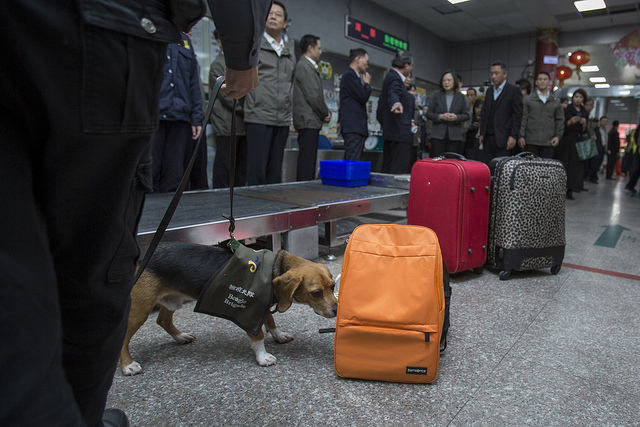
[562,263,640,281]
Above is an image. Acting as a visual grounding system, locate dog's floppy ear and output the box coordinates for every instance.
[272,270,302,313]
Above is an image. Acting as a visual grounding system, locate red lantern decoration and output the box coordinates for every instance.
[556,66,572,88]
[568,50,591,80]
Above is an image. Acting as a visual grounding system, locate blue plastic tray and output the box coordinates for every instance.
[319,160,371,187]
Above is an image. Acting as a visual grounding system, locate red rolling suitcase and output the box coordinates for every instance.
[407,153,491,274]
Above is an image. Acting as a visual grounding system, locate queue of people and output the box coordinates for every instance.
[152,0,636,201]
[416,65,636,200]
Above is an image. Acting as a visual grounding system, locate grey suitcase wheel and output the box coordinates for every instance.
[499,270,511,280]
[551,265,561,275]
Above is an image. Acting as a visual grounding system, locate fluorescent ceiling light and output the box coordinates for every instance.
[448,0,470,3]
[574,0,606,12]
[589,77,607,83]
[594,84,610,88]
[619,90,631,95]
[581,65,599,72]
[623,85,634,89]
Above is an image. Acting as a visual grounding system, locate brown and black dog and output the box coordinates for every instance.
[120,242,338,375]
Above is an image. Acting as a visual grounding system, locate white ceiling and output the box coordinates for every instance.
[369,0,640,88]
[370,0,639,42]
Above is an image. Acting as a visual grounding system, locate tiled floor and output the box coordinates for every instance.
[107,176,640,426]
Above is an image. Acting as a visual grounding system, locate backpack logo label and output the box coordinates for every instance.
[406,366,427,375]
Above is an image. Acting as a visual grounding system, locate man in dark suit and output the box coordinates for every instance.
[479,61,523,164]
[292,34,331,181]
[338,48,372,161]
[376,51,414,174]
[587,116,608,183]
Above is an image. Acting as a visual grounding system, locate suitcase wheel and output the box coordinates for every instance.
[551,265,561,275]
[473,267,484,275]
[498,270,511,280]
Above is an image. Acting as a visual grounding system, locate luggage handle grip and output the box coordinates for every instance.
[434,152,467,161]
[515,151,539,159]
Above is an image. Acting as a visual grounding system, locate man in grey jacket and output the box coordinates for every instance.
[210,30,248,188]
[518,71,564,159]
[244,1,296,185]
[293,34,331,181]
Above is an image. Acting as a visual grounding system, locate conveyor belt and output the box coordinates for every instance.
[137,178,409,247]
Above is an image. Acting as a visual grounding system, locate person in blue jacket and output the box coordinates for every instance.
[153,32,205,193]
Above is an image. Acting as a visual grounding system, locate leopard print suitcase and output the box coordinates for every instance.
[488,153,567,280]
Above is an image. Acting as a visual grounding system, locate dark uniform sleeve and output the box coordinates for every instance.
[206,0,272,71]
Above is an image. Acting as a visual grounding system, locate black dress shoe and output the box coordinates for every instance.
[581,187,589,192]
[626,185,638,194]
[589,178,599,183]
[566,190,575,200]
[103,409,130,427]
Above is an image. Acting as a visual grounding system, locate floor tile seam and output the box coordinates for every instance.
[446,273,568,426]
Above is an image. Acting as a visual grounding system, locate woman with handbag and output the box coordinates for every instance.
[426,70,470,158]
[556,89,588,200]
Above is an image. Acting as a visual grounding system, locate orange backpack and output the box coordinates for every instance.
[334,224,445,383]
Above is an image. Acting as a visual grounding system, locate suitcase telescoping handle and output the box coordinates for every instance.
[434,152,467,161]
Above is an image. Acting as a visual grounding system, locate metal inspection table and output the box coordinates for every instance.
[137,175,410,252]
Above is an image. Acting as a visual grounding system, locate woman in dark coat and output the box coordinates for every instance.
[426,70,470,157]
[556,88,588,200]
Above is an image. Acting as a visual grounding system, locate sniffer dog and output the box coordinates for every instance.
[120,243,338,375]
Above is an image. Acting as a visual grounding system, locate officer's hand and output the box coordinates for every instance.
[223,68,259,99]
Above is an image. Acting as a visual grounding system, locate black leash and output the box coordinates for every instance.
[222,100,238,242]
[135,76,226,283]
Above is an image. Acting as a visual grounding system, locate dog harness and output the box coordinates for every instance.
[194,242,276,335]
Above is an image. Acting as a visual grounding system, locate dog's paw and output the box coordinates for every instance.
[271,329,294,344]
[256,352,278,366]
[122,362,143,376]
[172,332,196,344]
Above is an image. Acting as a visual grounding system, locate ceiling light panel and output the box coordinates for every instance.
[594,84,610,88]
[589,77,607,83]
[580,65,599,72]
[574,0,607,12]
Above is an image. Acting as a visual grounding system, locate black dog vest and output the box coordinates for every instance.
[194,242,276,335]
